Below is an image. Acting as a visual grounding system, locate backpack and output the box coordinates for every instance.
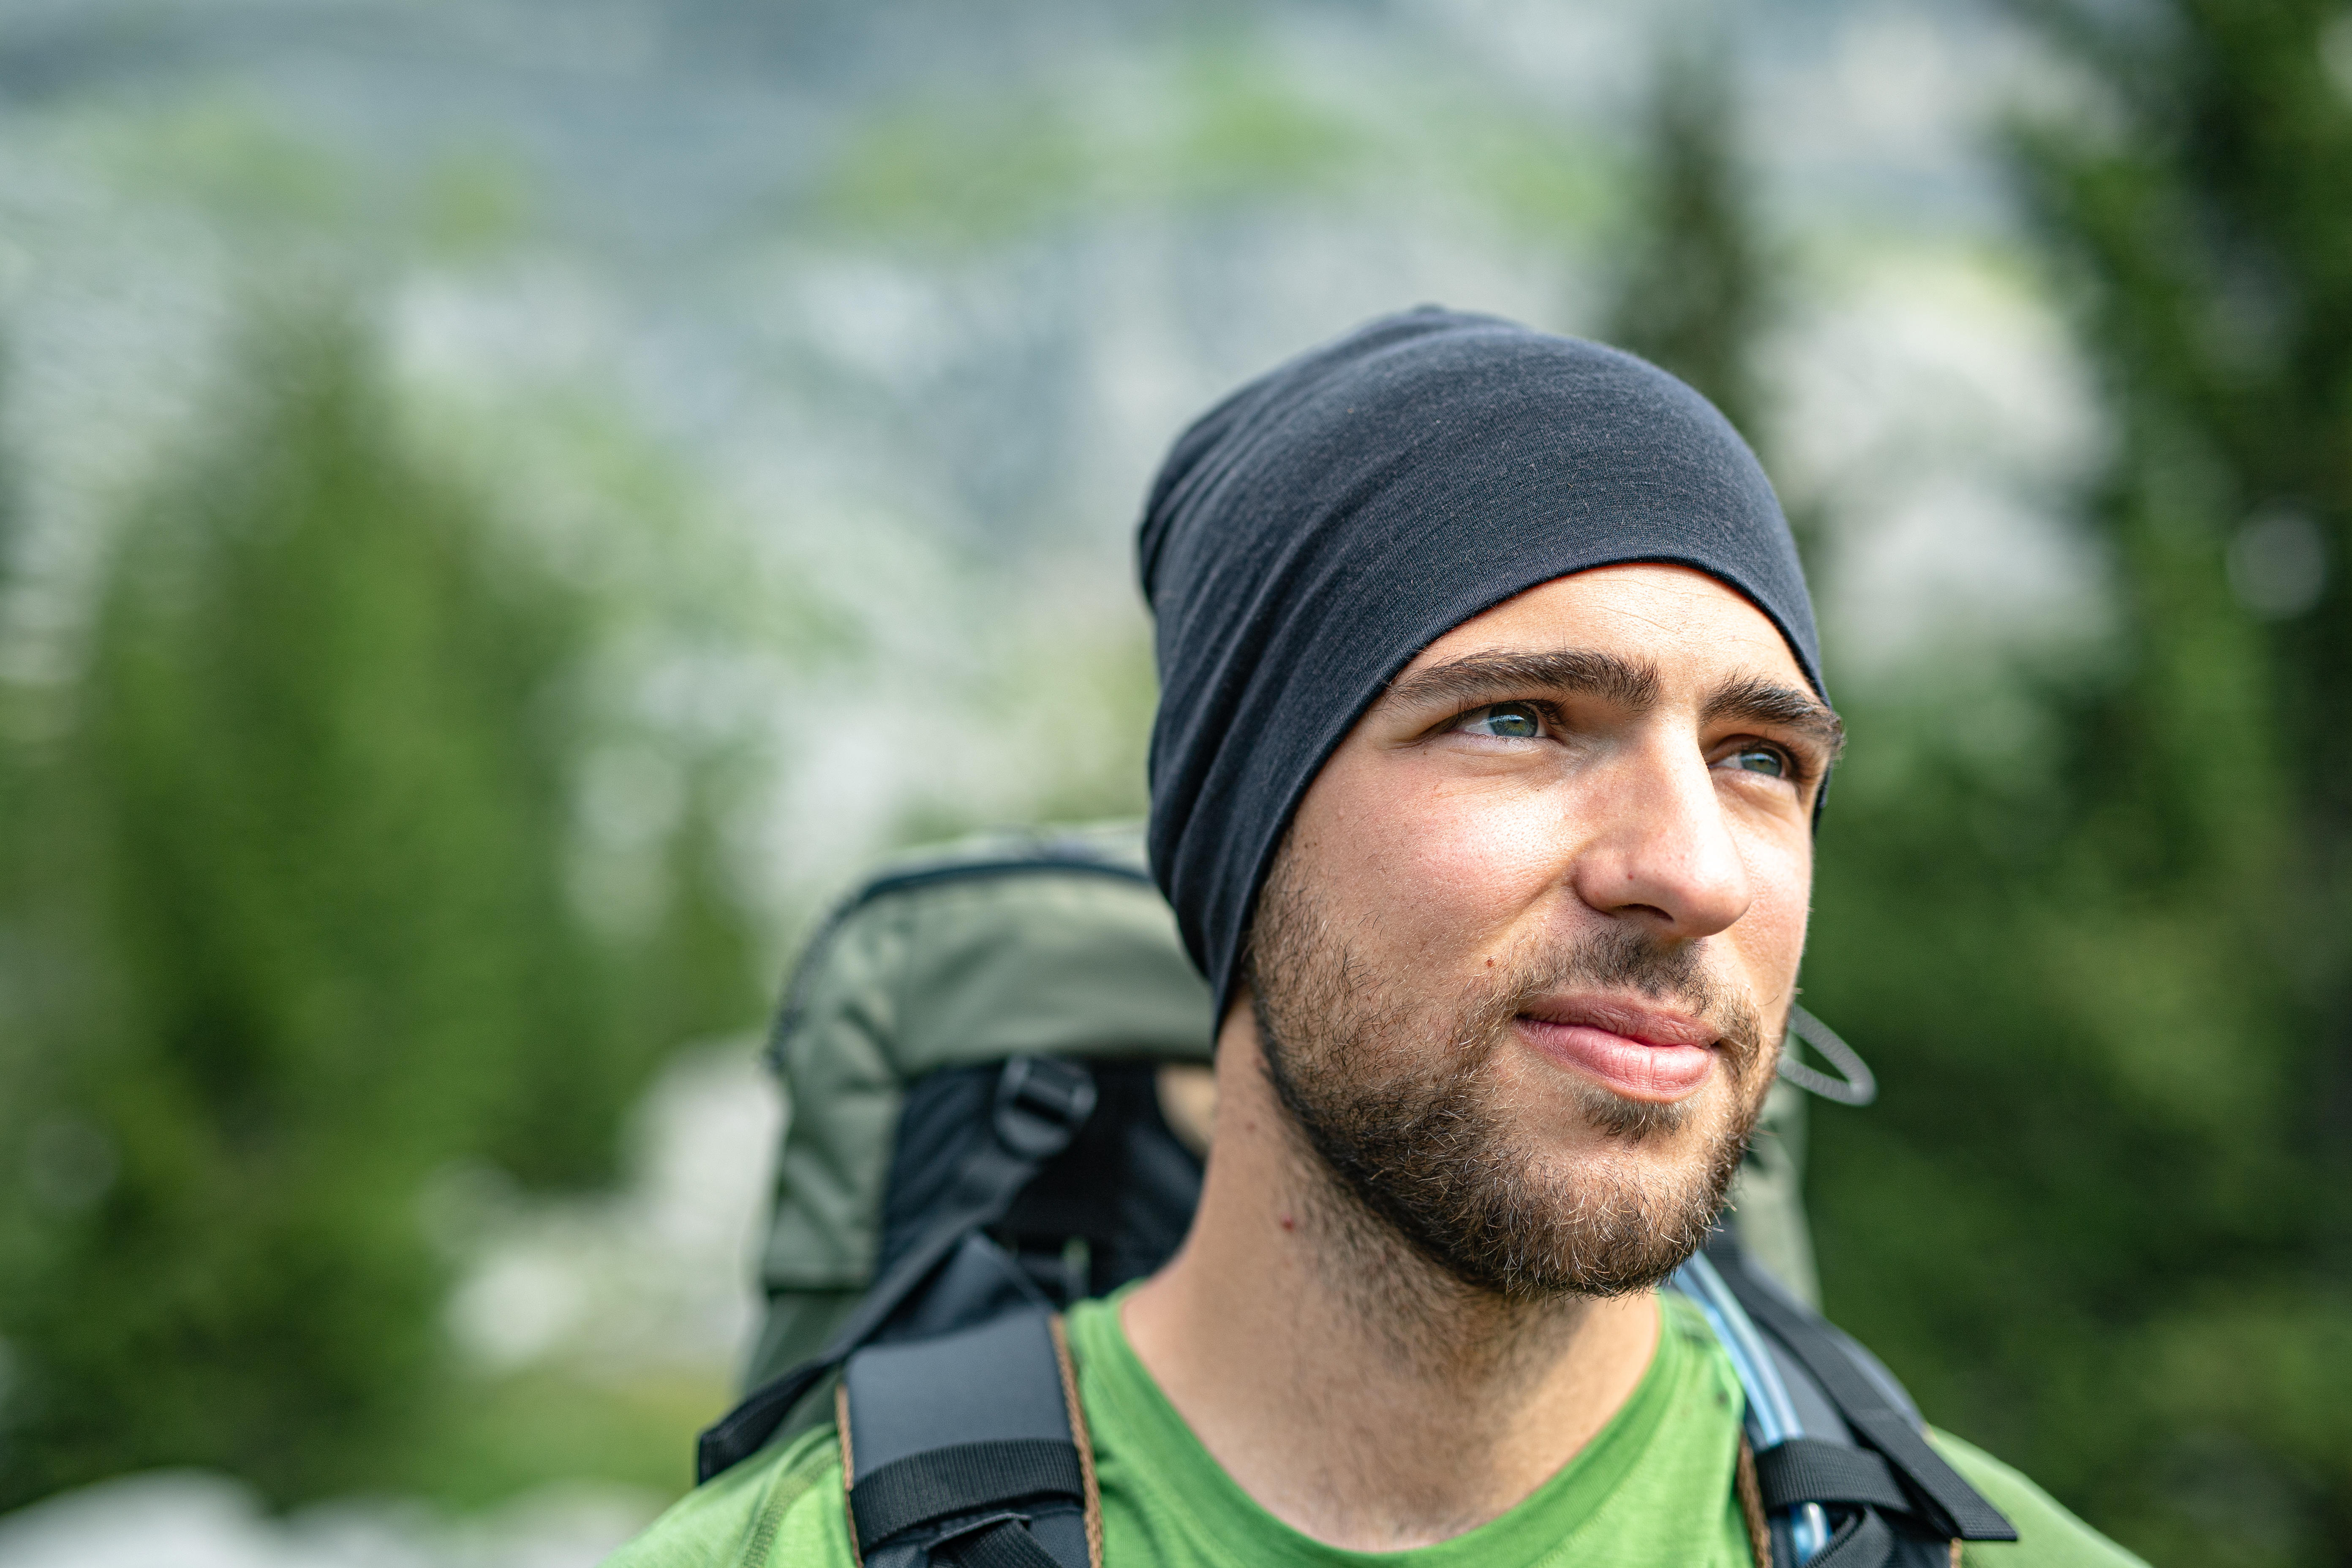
[698,823,2015,1568]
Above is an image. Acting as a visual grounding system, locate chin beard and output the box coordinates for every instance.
[1248,847,1772,1303]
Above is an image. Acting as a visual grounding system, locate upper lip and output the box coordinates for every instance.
[1516,993,1720,1050]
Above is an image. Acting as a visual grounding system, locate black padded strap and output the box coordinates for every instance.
[1707,1238,2017,1543]
[842,1310,1097,1568]
[1756,1438,1911,1514]
[934,1516,1069,1568]
[850,1439,1084,1545]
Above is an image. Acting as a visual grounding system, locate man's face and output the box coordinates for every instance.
[1248,563,1841,1300]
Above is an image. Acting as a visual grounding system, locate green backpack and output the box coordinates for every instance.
[699,821,2008,1568]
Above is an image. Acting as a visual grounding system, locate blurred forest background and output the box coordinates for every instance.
[0,0,2345,1564]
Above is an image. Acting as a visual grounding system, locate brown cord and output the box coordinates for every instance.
[1051,1314,1107,1568]
[836,1381,863,1568]
[1735,1431,1773,1568]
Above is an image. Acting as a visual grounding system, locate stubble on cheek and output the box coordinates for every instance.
[1247,841,1775,1304]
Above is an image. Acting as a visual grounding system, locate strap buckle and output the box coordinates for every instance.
[993,1057,1099,1160]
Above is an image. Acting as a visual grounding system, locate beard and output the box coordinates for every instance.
[1248,845,1774,1303]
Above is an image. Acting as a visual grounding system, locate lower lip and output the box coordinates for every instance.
[1514,1019,1715,1101]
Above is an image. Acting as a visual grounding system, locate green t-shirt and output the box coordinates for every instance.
[608,1293,2145,1568]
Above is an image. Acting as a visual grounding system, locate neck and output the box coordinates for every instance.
[1120,1008,1661,1550]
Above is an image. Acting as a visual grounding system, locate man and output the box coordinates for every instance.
[614,309,2142,1565]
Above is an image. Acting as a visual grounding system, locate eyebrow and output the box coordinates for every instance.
[1702,673,1847,762]
[1383,650,1661,714]
[1382,649,1847,761]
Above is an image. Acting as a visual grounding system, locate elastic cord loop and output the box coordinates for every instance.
[1779,1007,1877,1106]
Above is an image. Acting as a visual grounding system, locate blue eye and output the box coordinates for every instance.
[1459,703,1544,740]
[1732,746,1787,778]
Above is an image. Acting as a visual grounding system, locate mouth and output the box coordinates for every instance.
[1511,992,1720,1103]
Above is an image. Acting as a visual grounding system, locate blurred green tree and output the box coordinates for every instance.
[1797,4,2352,1564]
[1606,5,2349,1563]
[0,303,761,1507]
[1603,27,1826,573]
[1604,29,1772,447]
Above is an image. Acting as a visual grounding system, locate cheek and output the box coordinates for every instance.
[1732,833,1813,994]
[1293,758,1572,961]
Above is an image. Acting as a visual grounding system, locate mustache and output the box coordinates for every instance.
[1469,927,1770,1085]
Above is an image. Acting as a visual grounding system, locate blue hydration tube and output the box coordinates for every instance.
[1671,1253,1832,1563]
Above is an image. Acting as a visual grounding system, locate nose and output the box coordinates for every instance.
[1567,739,1753,940]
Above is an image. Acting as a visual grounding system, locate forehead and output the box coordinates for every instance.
[1402,563,1811,692]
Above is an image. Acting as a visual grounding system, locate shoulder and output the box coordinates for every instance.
[1659,1290,1747,1406]
[1929,1429,2150,1568]
[601,1424,853,1568]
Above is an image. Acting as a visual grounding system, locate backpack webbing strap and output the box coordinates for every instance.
[1809,1503,1899,1568]
[695,1058,1097,1484]
[697,1359,833,1486]
[841,1308,1099,1568]
[1756,1439,1912,1515]
[849,1440,1084,1543]
[1706,1239,2017,1544]
[931,1519,1064,1568]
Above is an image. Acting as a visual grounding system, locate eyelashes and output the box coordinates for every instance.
[1436,700,1818,790]
[1447,701,1549,741]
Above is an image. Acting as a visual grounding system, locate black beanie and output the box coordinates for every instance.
[1138,307,1823,1013]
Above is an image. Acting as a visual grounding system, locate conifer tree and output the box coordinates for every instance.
[1798,5,2352,1562]
[1999,3,2352,1557]
[0,304,759,1505]
[1606,8,2350,1560]
[1605,30,1772,446]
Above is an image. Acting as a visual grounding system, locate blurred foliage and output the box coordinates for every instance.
[1610,6,2350,1562]
[808,35,1609,250]
[1602,29,1831,574]
[1605,31,1772,447]
[377,1359,727,1512]
[413,145,536,263]
[95,96,357,231]
[0,302,762,1508]
[1789,3,2352,1565]
[809,42,1368,246]
[0,2,2340,1552]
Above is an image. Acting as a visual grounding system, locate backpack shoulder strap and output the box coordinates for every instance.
[1704,1234,2017,1547]
[1686,1235,2017,1567]
[840,1307,1102,1568]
